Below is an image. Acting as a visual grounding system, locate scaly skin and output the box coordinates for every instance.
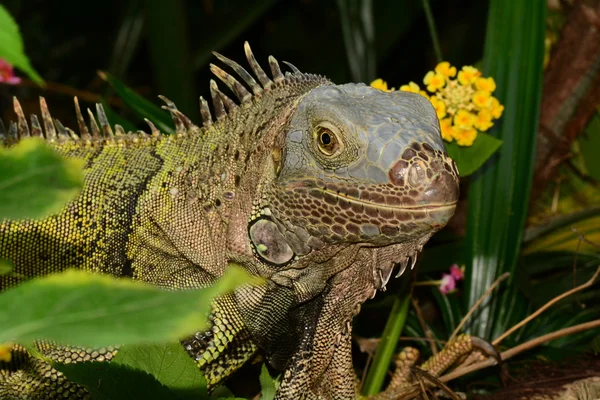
[0,43,459,399]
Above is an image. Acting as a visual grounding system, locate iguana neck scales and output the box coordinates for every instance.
[0,42,459,399]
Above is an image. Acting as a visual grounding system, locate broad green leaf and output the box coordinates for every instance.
[112,342,207,400]
[0,138,84,220]
[99,71,175,134]
[0,265,254,347]
[55,361,184,400]
[444,132,503,177]
[0,5,43,85]
[464,0,546,339]
[259,364,278,400]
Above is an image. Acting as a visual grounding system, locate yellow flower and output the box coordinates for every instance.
[475,77,496,92]
[457,66,481,86]
[397,61,504,146]
[371,78,394,92]
[435,62,457,78]
[452,126,478,147]
[472,90,492,109]
[489,97,504,119]
[429,97,447,119]
[475,109,493,131]
[423,71,446,92]
[453,110,476,128]
[0,344,11,363]
[439,118,453,142]
[400,81,421,93]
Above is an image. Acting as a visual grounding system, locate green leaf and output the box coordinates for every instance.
[464,0,546,339]
[444,132,503,177]
[0,5,44,85]
[362,278,412,395]
[0,265,254,347]
[0,138,84,220]
[99,71,175,134]
[259,364,278,400]
[112,342,207,400]
[580,113,600,181]
[55,361,185,400]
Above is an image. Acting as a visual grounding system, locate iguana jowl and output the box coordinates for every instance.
[0,43,459,399]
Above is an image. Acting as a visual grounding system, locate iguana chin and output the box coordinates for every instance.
[0,42,459,399]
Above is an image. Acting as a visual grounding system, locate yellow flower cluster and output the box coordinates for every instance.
[370,62,504,147]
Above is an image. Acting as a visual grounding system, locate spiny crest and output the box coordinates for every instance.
[1,42,321,145]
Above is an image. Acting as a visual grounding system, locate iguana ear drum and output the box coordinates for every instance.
[249,218,295,266]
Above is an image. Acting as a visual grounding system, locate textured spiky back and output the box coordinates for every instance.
[1,42,330,147]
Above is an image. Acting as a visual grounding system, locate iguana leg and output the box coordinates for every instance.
[367,334,499,399]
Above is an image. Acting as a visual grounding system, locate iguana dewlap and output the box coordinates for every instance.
[0,42,459,399]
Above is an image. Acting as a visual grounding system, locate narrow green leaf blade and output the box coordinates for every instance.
[113,342,207,400]
[444,133,502,177]
[464,0,546,338]
[0,5,44,85]
[0,266,253,347]
[99,71,175,134]
[0,138,84,220]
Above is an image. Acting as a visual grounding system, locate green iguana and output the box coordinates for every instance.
[0,43,463,399]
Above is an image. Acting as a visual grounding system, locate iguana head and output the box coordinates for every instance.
[251,83,459,267]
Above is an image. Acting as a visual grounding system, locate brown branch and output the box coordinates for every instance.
[531,0,600,201]
[439,319,600,383]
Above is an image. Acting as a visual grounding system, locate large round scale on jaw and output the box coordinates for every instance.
[249,218,295,266]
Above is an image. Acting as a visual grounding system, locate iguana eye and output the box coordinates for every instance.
[315,125,341,156]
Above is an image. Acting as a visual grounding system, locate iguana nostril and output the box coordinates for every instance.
[407,160,427,188]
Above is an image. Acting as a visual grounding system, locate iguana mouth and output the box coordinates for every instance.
[323,188,458,211]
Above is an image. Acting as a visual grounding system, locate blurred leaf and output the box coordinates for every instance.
[524,214,600,254]
[144,0,196,118]
[259,364,278,400]
[56,361,187,400]
[0,138,83,220]
[580,114,600,181]
[99,71,174,134]
[190,1,279,71]
[113,342,207,400]
[464,0,546,339]
[0,265,253,347]
[444,133,502,177]
[336,0,376,82]
[0,4,43,85]
[107,0,144,79]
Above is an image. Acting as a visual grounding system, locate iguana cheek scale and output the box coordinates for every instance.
[0,42,459,399]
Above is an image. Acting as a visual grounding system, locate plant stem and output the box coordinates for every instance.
[421,0,443,63]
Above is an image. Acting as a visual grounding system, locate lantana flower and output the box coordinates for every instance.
[439,264,465,294]
[370,62,505,147]
[370,78,394,92]
[0,59,21,85]
[413,264,465,295]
